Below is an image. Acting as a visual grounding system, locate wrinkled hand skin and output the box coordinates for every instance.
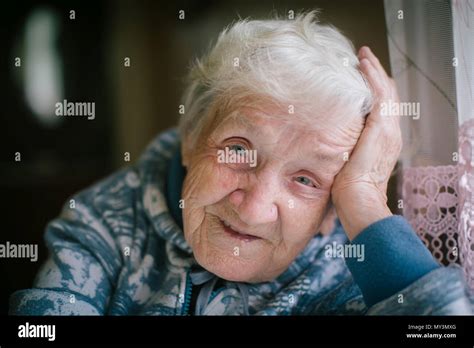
[331,46,402,241]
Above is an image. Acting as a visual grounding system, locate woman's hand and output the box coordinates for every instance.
[331,46,402,241]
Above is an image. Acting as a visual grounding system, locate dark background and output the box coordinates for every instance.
[0,0,391,315]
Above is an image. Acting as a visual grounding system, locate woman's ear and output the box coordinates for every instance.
[319,203,337,236]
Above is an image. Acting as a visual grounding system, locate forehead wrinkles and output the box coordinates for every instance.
[279,127,336,163]
[219,108,329,149]
[270,123,350,173]
[252,118,331,165]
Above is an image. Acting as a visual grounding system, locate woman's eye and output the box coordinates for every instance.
[295,176,314,187]
[227,144,247,154]
[219,140,258,169]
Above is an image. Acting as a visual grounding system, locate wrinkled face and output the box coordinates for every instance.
[181,103,363,283]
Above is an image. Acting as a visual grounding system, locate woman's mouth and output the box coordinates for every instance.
[220,219,262,242]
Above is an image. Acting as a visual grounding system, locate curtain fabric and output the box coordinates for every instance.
[384,0,473,289]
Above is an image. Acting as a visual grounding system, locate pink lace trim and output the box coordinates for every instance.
[402,165,459,264]
[402,119,474,290]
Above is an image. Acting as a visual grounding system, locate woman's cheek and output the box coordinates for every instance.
[183,157,241,208]
[284,199,329,242]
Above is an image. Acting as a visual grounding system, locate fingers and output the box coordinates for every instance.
[358,46,394,100]
[358,46,389,81]
[359,49,402,131]
[359,58,385,103]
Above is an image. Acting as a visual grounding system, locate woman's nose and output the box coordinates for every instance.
[228,178,279,226]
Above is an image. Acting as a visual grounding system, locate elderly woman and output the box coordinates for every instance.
[10,12,473,315]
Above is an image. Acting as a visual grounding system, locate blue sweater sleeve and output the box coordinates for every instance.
[345,215,440,307]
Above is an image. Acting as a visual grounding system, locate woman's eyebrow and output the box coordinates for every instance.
[312,152,337,164]
[213,113,253,134]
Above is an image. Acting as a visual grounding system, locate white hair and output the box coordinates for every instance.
[179,10,372,151]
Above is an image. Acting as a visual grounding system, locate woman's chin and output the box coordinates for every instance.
[193,245,274,283]
[187,223,277,282]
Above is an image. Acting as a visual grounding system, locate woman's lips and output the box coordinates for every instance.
[219,219,262,242]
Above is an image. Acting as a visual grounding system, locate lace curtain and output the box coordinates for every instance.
[384,0,473,289]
